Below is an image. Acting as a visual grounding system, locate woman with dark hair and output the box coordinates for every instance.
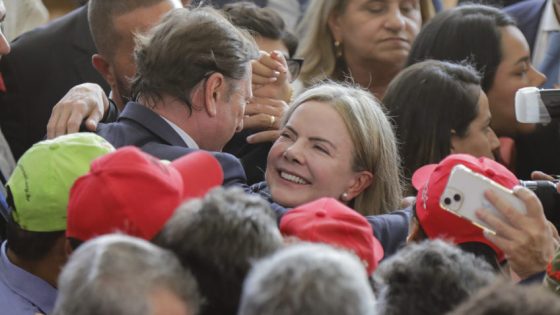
[384,60,500,193]
[406,4,549,177]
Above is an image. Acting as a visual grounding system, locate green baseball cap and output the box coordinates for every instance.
[6,133,115,232]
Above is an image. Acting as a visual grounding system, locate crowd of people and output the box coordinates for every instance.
[0,0,560,314]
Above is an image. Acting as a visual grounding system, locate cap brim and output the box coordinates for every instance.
[171,151,224,200]
[411,164,437,191]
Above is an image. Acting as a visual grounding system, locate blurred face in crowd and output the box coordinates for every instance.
[486,26,546,136]
[0,0,10,57]
[328,0,421,70]
[101,0,182,108]
[451,90,500,159]
[266,100,371,208]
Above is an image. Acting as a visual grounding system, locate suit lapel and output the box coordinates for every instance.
[118,102,189,147]
[510,0,547,51]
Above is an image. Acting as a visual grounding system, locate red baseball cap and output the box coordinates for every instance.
[412,154,519,262]
[280,197,384,274]
[66,146,223,241]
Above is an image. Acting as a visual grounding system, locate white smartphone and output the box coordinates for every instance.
[439,164,527,233]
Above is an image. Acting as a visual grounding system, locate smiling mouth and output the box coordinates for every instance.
[279,171,310,185]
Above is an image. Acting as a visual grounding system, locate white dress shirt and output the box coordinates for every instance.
[532,0,560,68]
[160,116,199,149]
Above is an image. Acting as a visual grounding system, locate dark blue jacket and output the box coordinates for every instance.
[249,181,411,258]
[96,102,247,187]
[504,0,547,51]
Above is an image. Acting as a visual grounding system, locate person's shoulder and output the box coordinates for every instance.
[9,6,87,49]
[366,207,413,258]
[504,0,546,14]
[0,271,43,315]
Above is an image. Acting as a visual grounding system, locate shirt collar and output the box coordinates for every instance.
[0,241,57,313]
[160,116,199,149]
[541,0,560,32]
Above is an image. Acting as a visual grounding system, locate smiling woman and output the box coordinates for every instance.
[251,82,403,216]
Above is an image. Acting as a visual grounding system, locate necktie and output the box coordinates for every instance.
[539,31,560,88]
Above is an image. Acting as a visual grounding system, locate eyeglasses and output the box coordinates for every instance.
[286,58,304,82]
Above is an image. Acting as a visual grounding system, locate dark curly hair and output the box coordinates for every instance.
[373,239,496,315]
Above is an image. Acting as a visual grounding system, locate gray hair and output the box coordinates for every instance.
[53,234,201,315]
[450,279,560,315]
[238,242,377,315]
[154,187,283,315]
[373,239,496,315]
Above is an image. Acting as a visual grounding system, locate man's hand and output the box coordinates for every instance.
[476,186,556,279]
[46,83,109,138]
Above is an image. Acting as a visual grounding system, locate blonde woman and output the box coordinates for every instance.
[295,0,421,98]
[251,81,403,216]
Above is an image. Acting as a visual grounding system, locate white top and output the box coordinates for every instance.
[532,0,560,67]
[4,0,48,41]
[160,116,199,149]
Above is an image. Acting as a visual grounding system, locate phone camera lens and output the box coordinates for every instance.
[444,197,451,205]
[453,194,461,202]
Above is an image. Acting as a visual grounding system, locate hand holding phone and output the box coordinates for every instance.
[439,165,527,233]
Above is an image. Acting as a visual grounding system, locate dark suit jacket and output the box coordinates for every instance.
[504,0,547,51]
[96,102,247,187]
[0,5,110,160]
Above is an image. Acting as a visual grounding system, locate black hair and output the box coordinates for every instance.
[406,4,516,92]
[384,60,481,191]
[222,1,298,57]
[6,217,64,261]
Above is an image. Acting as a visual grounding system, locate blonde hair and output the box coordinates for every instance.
[295,0,347,88]
[282,82,403,215]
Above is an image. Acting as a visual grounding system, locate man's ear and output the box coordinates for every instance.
[92,54,116,87]
[345,171,374,201]
[64,239,73,257]
[203,72,226,117]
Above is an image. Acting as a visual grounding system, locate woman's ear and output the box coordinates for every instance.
[327,9,343,43]
[345,171,374,201]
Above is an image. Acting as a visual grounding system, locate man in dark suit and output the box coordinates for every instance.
[504,0,548,52]
[96,6,258,186]
[505,0,560,89]
[0,3,110,160]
